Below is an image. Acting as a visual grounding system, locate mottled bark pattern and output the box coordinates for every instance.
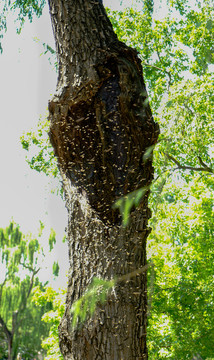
[48,0,159,359]
[60,182,151,360]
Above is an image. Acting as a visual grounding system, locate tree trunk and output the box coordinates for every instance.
[0,316,13,360]
[8,336,12,360]
[47,0,159,359]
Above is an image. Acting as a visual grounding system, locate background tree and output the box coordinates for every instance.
[0,221,56,360]
[108,1,213,358]
[147,177,214,359]
[111,2,213,358]
[32,286,66,360]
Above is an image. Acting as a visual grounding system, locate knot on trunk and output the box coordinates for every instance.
[49,48,159,224]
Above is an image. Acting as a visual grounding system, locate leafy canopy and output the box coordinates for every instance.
[32,286,66,360]
[0,0,45,51]
[0,221,57,359]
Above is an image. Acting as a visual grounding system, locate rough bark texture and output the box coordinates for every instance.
[47,0,159,359]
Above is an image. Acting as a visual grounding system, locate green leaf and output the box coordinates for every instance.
[52,261,59,277]
[70,277,115,329]
[113,187,149,226]
[143,145,155,162]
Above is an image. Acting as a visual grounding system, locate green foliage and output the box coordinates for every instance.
[0,221,38,271]
[0,0,45,51]
[40,41,57,71]
[0,221,55,359]
[52,261,59,277]
[108,1,214,358]
[147,177,214,359]
[48,228,56,251]
[33,37,58,71]
[20,115,63,196]
[0,2,7,53]
[70,265,150,330]
[178,2,214,74]
[154,72,214,182]
[11,0,45,32]
[32,286,66,360]
[107,0,214,111]
[113,187,149,226]
[71,277,115,329]
[20,115,59,178]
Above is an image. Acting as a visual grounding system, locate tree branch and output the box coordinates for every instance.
[197,155,213,173]
[0,274,8,306]
[116,263,153,283]
[143,61,172,89]
[15,267,40,332]
[164,152,214,174]
[182,102,195,117]
[153,48,172,90]
[0,315,12,341]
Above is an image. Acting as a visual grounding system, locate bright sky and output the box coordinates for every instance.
[0,0,167,287]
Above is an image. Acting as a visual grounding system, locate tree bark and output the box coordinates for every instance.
[47,0,159,359]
